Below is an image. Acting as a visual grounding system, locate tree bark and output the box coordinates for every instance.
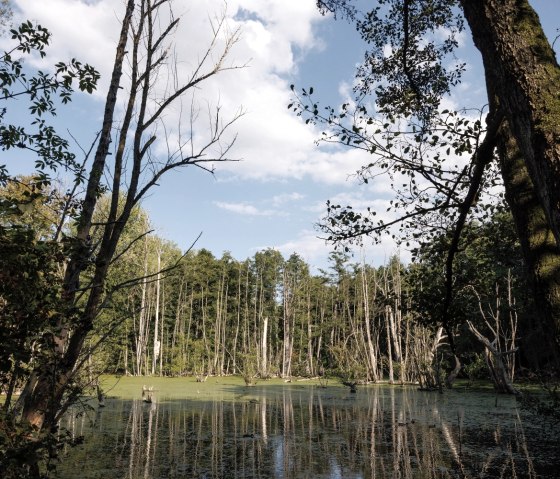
[460,0,560,363]
[460,0,560,244]
[497,121,560,365]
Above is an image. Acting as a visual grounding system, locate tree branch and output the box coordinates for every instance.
[441,110,504,355]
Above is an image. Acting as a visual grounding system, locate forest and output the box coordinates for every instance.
[2,183,531,391]
[1,0,560,477]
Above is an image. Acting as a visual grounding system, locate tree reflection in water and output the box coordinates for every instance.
[58,385,558,478]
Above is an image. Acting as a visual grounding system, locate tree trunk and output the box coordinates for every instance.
[19,0,136,430]
[385,305,394,383]
[496,122,560,365]
[362,266,379,382]
[262,316,269,377]
[467,321,518,394]
[219,282,228,375]
[306,289,314,376]
[232,265,243,374]
[460,0,560,244]
[460,0,560,362]
[159,282,165,376]
[152,250,161,375]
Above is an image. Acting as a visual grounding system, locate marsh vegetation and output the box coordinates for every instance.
[56,377,559,479]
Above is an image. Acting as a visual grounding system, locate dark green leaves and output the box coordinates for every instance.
[1,21,100,184]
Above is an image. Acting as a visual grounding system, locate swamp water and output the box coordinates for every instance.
[57,378,559,478]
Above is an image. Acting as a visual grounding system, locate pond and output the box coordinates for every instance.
[56,378,559,478]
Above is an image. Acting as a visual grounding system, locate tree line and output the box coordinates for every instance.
[1,173,539,397]
[0,174,546,475]
[47,192,530,395]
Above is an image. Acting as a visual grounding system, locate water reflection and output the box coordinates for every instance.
[58,386,558,478]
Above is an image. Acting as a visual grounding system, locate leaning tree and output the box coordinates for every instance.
[1,1,244,466]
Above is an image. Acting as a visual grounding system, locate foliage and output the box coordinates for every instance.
[518,379,560,426]
[291,88,502,255]
[463,353,487,386]
[0,224,66,390]
[318,0,465,123]
[0,14,98,416]
[1,178,536,403]
[296,0,560,369]
[0,19,99,425]
[1,21,99,185]
[0,217,94,477]
[238,352,259,386]
[0,412,83,479]
[290,1,485,255]
[407,211,528,348]
[328,344,367,383]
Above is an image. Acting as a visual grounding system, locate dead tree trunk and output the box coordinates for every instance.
[467,321,518,395]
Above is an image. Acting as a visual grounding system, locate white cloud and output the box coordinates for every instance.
[214,201,283,217]
[214,201,259,215]
[11,0,124,96]
[214,191,304,216]
[8,0,369,187]
[271,192,305,206]
[8,0,412,269]
[272,228,409,273]
[274,229,331,265]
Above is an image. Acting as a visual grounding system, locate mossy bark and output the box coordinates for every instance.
[460,0,560,363]
[460,0,560,244]
[497,122,560,366]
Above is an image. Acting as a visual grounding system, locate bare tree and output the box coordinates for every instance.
[410,325,445,390]
[466,273,519,394]
[20,0,245,431]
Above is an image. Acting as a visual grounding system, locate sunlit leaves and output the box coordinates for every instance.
[353,0,465,124]
[291,79,502,252]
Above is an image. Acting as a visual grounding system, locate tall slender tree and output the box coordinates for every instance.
[12,0,244,436]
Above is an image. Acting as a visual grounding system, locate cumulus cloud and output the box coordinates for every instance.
[214,190,305,216]
[11,0,124,95]
[8,0,367,186]
[274,229,331,264]
[8,0,409,268]
[273,228,409,273]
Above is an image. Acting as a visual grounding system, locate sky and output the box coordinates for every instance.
[3,0,559,272]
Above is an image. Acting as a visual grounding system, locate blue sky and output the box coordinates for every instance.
[3,0,559,271]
